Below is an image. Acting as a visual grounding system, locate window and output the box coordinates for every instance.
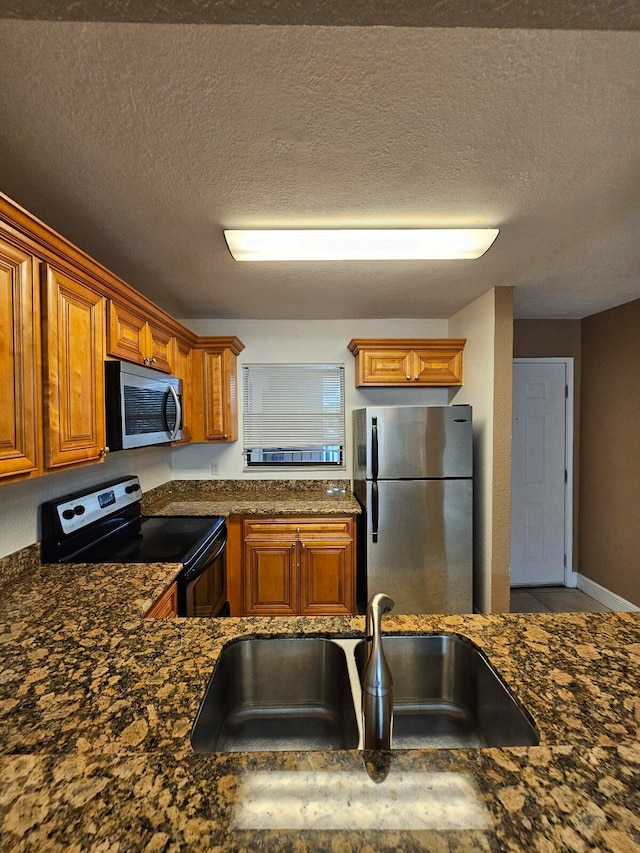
[243,364,345,467]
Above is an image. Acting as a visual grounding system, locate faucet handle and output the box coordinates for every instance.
[365,592,395,638]
[369,593,394,613]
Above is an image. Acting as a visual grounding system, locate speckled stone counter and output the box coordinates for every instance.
[141,478,361,517]
[1,546,639,851]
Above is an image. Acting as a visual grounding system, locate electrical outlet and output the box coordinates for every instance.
[211,461,219,476]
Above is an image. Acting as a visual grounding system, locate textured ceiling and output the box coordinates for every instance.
[0,18,639,320]
[3,0,640,29]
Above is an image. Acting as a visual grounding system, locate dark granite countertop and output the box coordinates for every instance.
[1,544,638,851]
[141,478,362,517]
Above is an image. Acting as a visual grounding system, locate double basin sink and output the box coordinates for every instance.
[191,634,539,753]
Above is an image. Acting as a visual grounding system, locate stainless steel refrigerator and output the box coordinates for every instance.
[353,405,473,614]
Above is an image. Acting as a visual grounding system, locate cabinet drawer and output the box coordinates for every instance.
[244,517,353,539]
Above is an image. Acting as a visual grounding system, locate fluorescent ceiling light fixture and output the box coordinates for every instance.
[224,228,499,261]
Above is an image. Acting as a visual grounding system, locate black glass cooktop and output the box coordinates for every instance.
[74,515,225,566]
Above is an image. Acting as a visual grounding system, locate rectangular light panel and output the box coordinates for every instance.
[224,228,499,261]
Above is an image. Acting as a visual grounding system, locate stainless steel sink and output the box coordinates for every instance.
[354,634,539,749]
[191,634,539,752]
[191,637,360,752]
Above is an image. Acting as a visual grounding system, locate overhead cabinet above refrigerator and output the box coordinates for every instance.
[353,405,473,615]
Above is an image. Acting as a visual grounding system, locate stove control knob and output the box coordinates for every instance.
[62,509,74,520]
[125,483,140,494]
[74,505,86,516]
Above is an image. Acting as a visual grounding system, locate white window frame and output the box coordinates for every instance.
[242,363,346,469]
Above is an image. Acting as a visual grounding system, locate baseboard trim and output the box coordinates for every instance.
[576,574,640,612]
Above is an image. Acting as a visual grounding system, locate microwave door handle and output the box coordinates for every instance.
[166,385,182,440]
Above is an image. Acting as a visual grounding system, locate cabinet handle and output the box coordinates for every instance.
[99,446,110,457]
[415,375,419,380]
[151,357,157,364]
[406,374,411,380]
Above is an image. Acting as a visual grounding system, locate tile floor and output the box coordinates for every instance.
[510,586,611,614]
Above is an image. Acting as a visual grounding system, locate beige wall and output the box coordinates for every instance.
[579,299,640,607]
[0,447,173,559]
[449,287,514,614]
[0,318,450,559]
[513,319,581,566]
[175,318,449,479]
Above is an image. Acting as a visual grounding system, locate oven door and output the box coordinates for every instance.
[177,524,228,617]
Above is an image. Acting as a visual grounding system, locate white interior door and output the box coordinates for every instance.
[511,361,569,586]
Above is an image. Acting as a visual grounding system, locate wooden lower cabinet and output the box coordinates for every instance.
[299,539,354,615]
[146,582,178,618]
[244,538,298,615]
[242,517,355,616]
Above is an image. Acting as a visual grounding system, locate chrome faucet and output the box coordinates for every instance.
[361,592,395,749]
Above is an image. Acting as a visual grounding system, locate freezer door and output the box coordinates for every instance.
[358,405,472,480]
[363,478,472,614]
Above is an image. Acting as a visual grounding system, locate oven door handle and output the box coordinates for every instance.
[165,385,182,441]
[180,528,228,583]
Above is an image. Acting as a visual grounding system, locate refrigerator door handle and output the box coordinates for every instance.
[371,417,379,481]
[372,481,379,542]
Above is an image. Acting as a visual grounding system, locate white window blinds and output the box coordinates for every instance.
[243,364,345,465]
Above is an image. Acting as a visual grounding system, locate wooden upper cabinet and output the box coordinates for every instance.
[348,338,466,387]
[108,301,172,373]
[146,322,173,373]
[0,192,249,482]
[41,265,107,468]
[0,237,40,479]
[193,337,245,442]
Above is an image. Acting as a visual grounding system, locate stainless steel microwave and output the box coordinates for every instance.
[105,361,184,450]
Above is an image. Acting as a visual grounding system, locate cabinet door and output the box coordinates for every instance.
[358,348,413,385]
[42,265,106,468]
[349,339,465,387]
[299,539,355,615]
[108,302,173,373]
[413,347,463,386]
[0,238,40,479]
[244,539,298,615]
[147,322,173,373]
[107,301,147,366]
[202,348,238,441]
